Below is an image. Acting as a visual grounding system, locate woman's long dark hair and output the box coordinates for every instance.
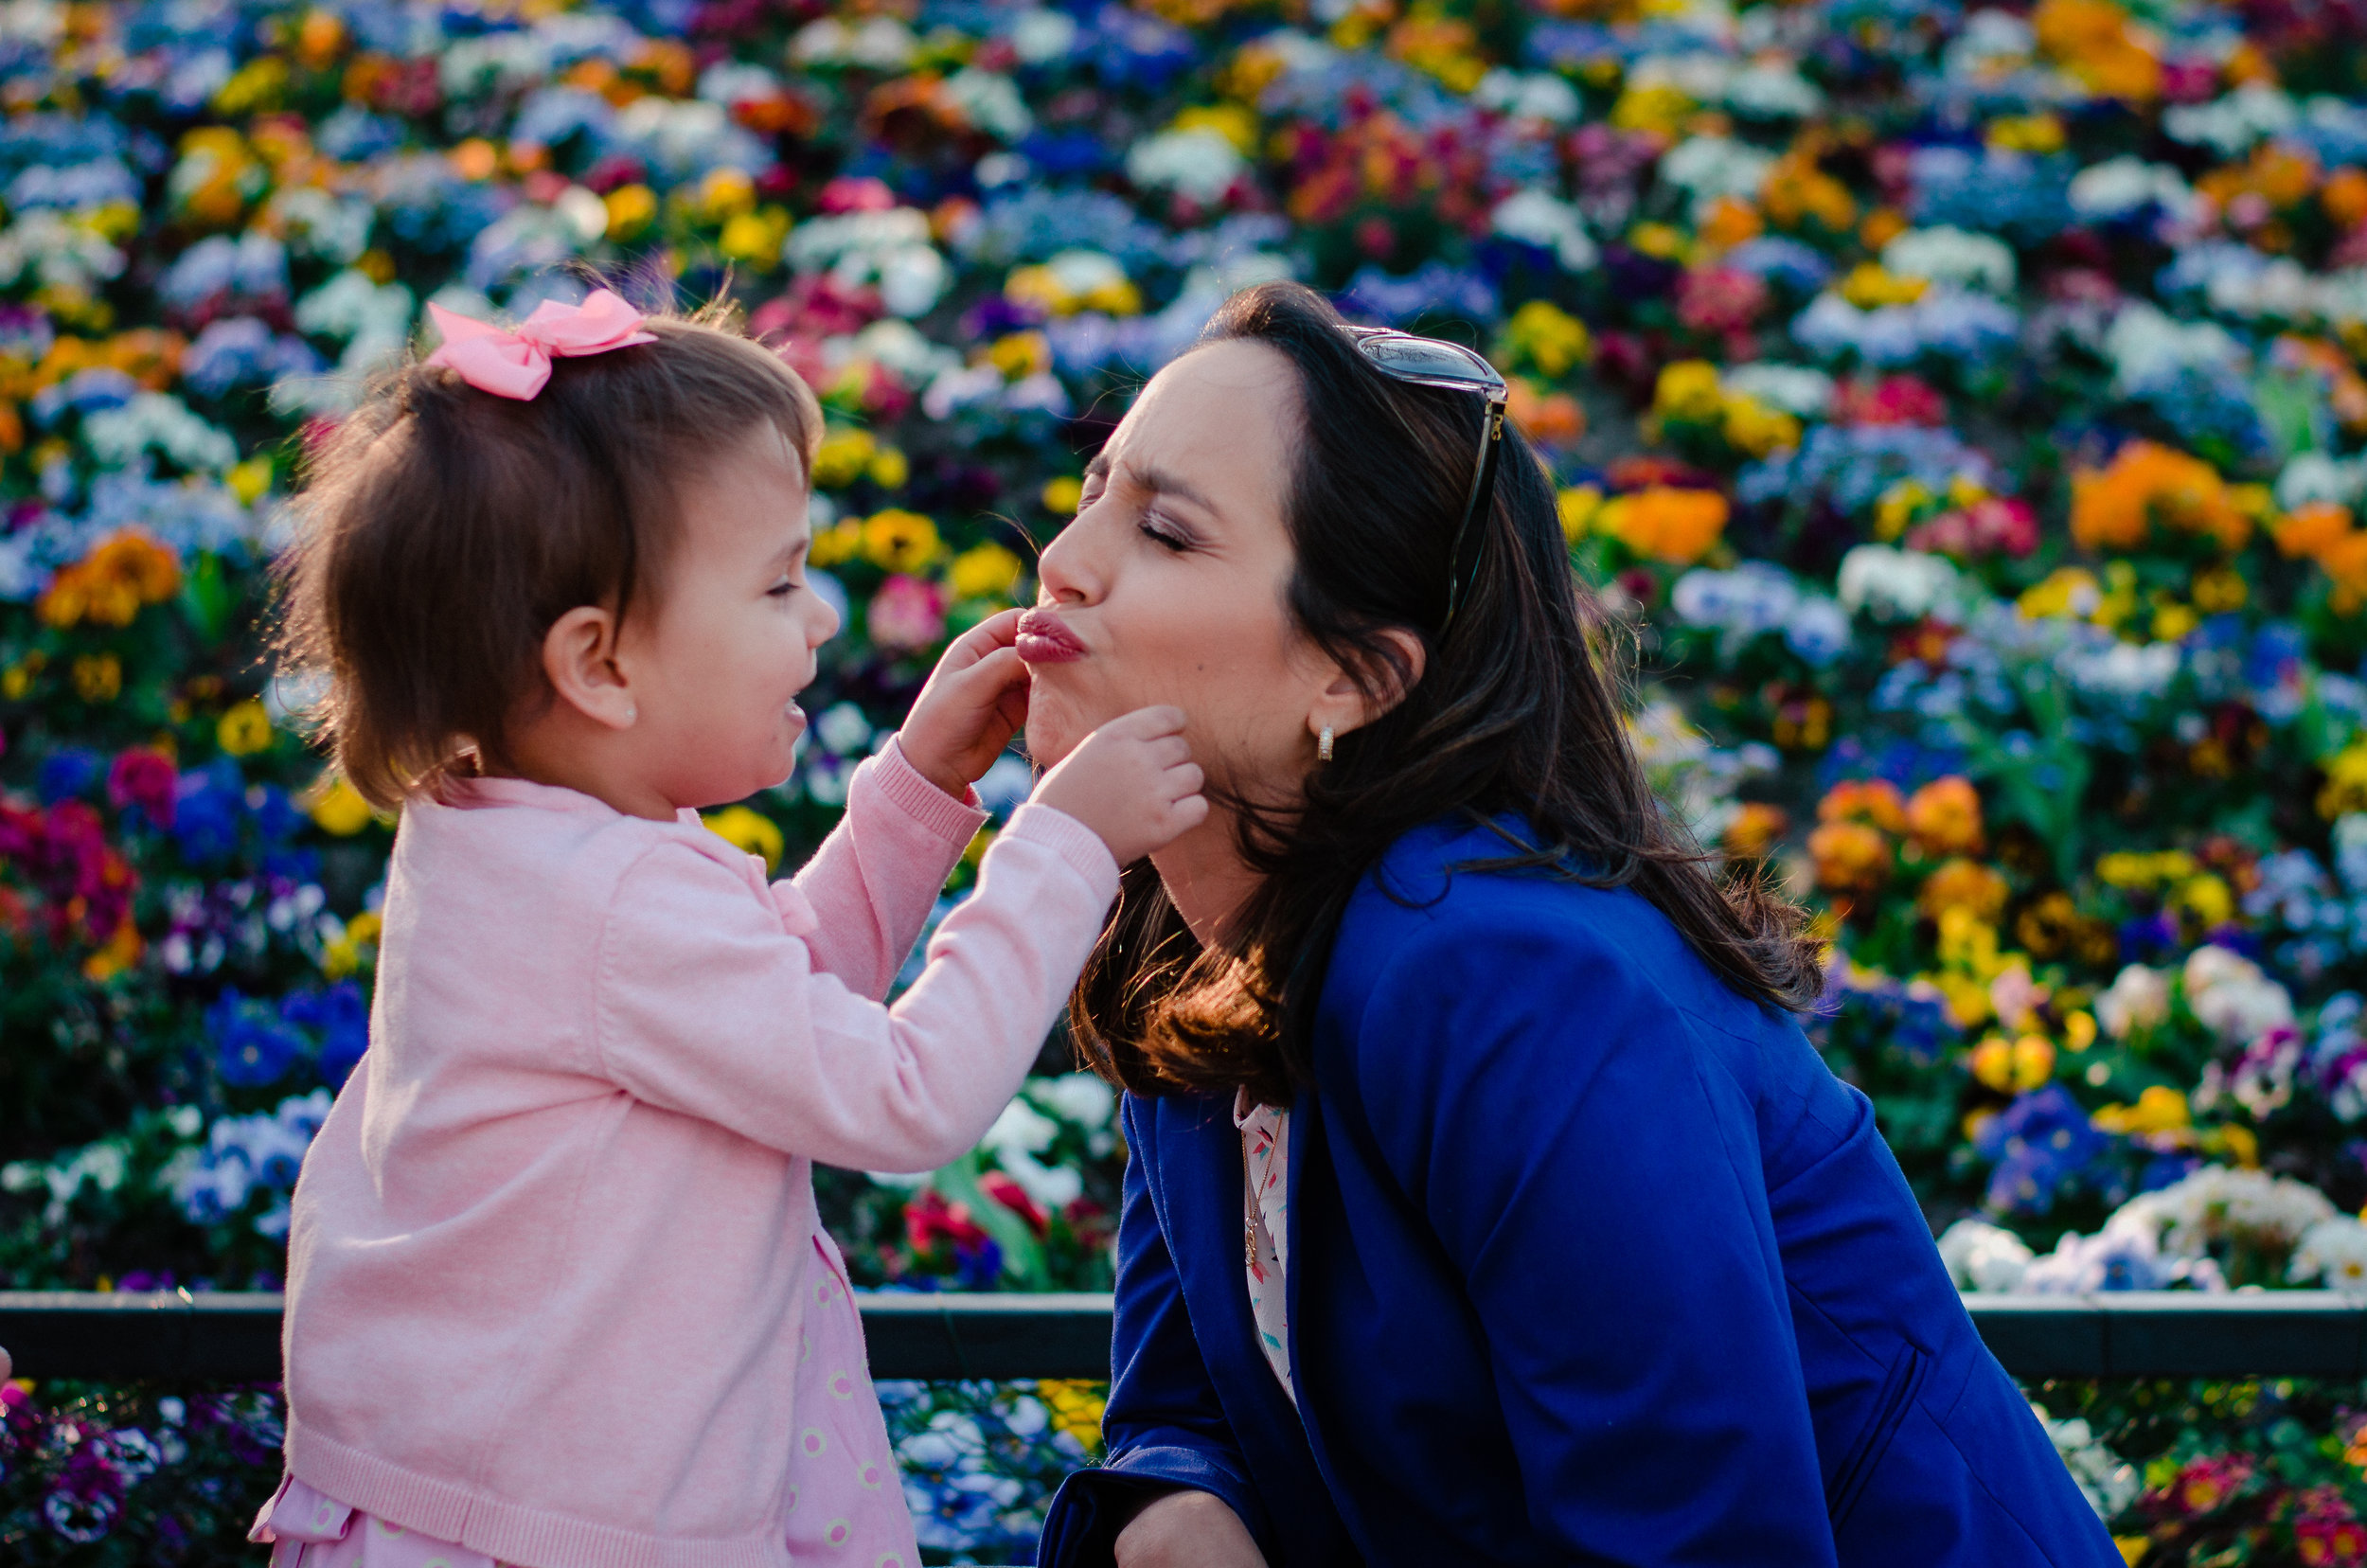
[1071,281,1823,1106]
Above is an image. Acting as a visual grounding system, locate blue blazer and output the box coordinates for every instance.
[1039,818,2124,1567]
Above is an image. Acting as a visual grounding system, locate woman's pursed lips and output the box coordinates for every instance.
[1016,607,1086,664]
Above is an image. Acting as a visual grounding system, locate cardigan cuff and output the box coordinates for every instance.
[863,735,988,846]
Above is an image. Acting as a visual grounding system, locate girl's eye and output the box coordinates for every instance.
[768,579,798,598]
[1139,512,1190,553]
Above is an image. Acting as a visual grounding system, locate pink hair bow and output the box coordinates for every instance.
[423,289,658,401]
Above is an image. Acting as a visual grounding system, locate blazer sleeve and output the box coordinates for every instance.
[1340,907,1840,1568]
[1038,1096,1271,1566]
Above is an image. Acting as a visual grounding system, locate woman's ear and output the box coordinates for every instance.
[542,605,637,730]
[1310,628,1427,742]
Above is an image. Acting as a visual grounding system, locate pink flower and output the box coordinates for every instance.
[107,747,178,828]
[866,574,948,651]
[1676,267,1770,336]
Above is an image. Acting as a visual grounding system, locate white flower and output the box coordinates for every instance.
[1473,68,1581,123]
[1722,364,1833,418]
[2069,156,2197,223]
[0,209,124,293]
[1938,1219,2034,1292]
[943,68,1032,143]
[2096,965,2170,1039]
[2104,302,2246,394]
[267,187,374,265]
[1880,226,2016,294]
[2163,82,2297,157]
[1126,129,1245,205]
[2124,1166,2335,1258]
[2033,1402,2142,1520]
[82,393,237,473]
[2182,944,2295,1042]
[1727,62,1824,117]
[2290,1216,2367,1296]
[981,1099,1084,1211]
[2064,640,2180,705]
[1008,9,1077,62]
[791,15,918,69]
[1837,544,1960,622]
[1489,189,1596,272]
[787,209,949,317]
[1672,561,1798,636]
[2277,451,2367,511]
[1657,135,1776,220]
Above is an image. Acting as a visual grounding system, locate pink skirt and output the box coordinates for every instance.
[251,1233,917,1568]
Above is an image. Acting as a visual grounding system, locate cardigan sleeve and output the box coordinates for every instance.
[786,738,987,1000]
[1037,1096,1271,1567]
[593,803,1115,1172]
[1339,906,1840,1568]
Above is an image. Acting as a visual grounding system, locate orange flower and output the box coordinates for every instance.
[35,529,182,629]
[1723,802,1789,861]
[1596,486,1728,564]
[2325,167,2367,230]
[1809,820,1892,896]
[2032,0,2162,100]
[2276,501,2356,558]
[1906,775,1985,856]
[2069,441,2250,553]
[1817,777,1909,833]
[1917,857,2009,922]
[1507,379,1586,447]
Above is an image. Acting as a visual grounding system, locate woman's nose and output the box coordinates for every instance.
[1035,509,1098,605]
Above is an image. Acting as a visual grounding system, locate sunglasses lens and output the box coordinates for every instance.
[1359,335,1496,384]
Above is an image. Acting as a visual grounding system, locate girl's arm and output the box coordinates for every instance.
[593,801,1115,1172]
[788,737,986,1001]
[1038,1096,1271,1568]
[1337,911,1841,1568]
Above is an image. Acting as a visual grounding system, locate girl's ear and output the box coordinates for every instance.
[1309,627,1427,744]
[542,605,636,730]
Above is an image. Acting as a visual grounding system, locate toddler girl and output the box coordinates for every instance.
[245,292,1204,1568]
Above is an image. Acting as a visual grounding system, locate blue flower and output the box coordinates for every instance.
[283,983,370,1085]
[38,747,102,803]
[172,769,244,864]
[1974,1086,2109,1215]
[209,989,306,1088]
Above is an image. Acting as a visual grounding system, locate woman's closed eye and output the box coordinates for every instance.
[1139,509,1192,552]
[767,576,799,598]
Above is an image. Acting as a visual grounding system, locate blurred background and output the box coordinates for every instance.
[6,0,2367,1558]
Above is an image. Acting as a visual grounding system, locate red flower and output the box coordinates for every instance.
[979,1170,1048,1237]
[107,748,178,829]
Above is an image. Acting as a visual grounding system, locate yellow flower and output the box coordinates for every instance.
[1038,1380,1108,1449]
[703,805,785,872]
[1041,476,1084,514]
[73,654,122,703]
[1496,300,1592,380]
[1720,395,1800,458]
[215,698,274,757]
[81,918,143,984]
[866,446,909,490]
[719,208,790,266]
[988,331,1051,382]
[696,167,756,223]
[226,456,274,506]
[1839,264,1930,309]
[862,509,942,574]
[1628,222,1688,262]
[321,910,383,980]
[1557,486,1604,543]
[2064,1009,2098,1052]
[1970,1033,2056,1093]
[2091,1085,2191,1136]
[1651,360,1726,424]
[1596,487,1729,565]
[2323,740,2367,819]
[604,184,658,241]
[306,775,378,837]
[2173,873,2234,928]
[811,429,879,490]
[1985,113,2067,153]
[1610,83,1694,134]
[949,543,1026,601]
[2192,566,2248,613]
[1171,102,1258,153]
[2018,566,2104,621]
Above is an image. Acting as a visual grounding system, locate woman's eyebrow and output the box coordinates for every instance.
[1132,463,1218,514]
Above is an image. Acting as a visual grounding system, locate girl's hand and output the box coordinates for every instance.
[898,609,1031,799]
[1113,1489,1267,1568]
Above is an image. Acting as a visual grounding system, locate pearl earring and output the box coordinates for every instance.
[1317,725,1334,762]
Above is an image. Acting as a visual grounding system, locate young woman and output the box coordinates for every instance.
[1019,281,2123,1568]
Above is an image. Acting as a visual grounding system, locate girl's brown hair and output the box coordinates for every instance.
[1070,281,1824,1107]
[276,302,823,809]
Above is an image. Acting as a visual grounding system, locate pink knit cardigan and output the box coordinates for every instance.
[276,742,1118,1568]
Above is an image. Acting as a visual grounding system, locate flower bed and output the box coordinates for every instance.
[5,0,2367,1558]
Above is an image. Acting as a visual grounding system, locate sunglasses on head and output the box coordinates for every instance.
[1339,325,1508,636]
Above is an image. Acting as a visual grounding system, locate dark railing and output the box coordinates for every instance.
[8,1291,2367,1382]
